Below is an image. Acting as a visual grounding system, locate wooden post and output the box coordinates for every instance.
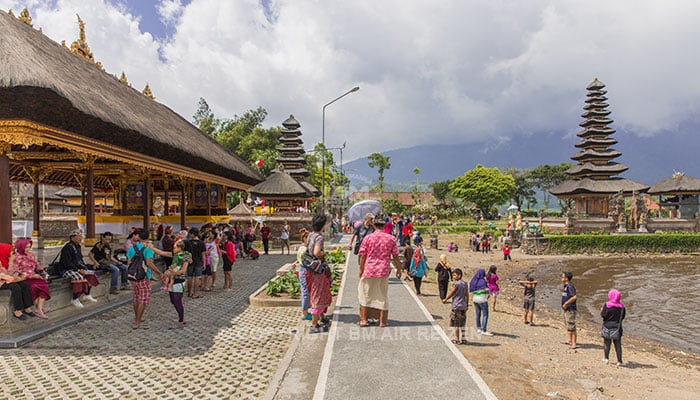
[164,178,170,216]
[180,179,186,230]
[143,176,150,231]
[86,166,95,241]
[0,151,11,243]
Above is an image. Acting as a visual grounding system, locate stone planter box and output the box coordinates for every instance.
[250,265,345,307]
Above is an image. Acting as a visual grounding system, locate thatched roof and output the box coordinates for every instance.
[648,174,700,195]
[249,170,313,198]
[0,11,262,187]
[227,202,251,215]
[550,178,649,196]
[54,187,83,197]
[300,181,321,196]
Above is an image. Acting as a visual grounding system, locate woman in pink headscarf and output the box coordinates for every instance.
[11,238,50,319]
[600,289,626,366]
[0,243,37,320]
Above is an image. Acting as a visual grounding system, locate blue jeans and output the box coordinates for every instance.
[474,301,489,332]
[106,262,128,288]
[299,267,310,312]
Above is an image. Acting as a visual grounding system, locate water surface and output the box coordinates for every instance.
[536,257,700,354]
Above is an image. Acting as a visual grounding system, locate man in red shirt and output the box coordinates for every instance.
[260,222,271,255]
[358,217,402,327]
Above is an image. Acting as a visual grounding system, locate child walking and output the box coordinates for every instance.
[442,268,468,344]
[486,265,500,311]
[519,276,538,325]
[409,241,428,296]
[167,240,190,329]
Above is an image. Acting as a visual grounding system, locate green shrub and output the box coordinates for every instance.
[544,233,700,254]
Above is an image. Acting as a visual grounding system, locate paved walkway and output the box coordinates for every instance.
[314,239,496,400]
[0,254,299,399]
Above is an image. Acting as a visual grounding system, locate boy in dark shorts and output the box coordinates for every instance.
[519,276,538,325]
[442,268,468,344]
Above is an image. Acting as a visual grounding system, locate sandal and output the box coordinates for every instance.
[358,321,369,327]
[451,339,460,344]
[190,295,203,299]
[460,339,468,345]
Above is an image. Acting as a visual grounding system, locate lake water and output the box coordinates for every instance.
[536,256,700,354]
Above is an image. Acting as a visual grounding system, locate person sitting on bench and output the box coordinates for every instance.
[57,230,100,308]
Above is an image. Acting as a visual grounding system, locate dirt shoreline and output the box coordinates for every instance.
[413,234,700,400]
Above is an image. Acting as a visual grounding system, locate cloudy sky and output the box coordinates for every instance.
[3,0,700,164]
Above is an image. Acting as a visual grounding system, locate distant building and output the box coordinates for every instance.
[348,191,434,207]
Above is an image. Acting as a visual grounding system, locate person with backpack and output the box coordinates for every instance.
[348,213,375,261]
[126,229,162,330]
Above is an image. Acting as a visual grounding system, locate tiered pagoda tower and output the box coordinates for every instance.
[569,78,626,180]
[551,78,648,217]
[276,115,310,180]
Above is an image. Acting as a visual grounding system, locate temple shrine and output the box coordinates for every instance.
[550,78,648,218]
[0,9,262,245]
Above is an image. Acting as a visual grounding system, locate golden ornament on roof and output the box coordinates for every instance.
[18,8,32,27]
[142,84,155,100]
[70,14,95,63]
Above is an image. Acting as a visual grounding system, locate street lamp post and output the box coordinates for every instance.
[326,142,347,211]
[322,86,359,213]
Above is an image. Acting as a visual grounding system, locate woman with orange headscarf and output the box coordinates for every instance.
[11,238,50,319]
[0,243,37,320]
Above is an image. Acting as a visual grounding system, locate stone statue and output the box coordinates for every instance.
[516,211,523,230]
[153,196,165,218]
[508,211,514,228]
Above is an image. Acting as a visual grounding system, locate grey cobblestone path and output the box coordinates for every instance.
[0,255,301,400]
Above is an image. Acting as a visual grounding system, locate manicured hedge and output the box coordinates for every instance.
[544,233,700,254]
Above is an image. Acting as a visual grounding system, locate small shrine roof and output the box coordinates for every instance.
[648,173,700,195]
[550,177,648,196]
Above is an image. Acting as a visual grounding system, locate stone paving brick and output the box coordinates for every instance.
[0,255,303,399]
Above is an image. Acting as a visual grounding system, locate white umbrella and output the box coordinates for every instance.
[346,200,382,224]
[507,204,519,211]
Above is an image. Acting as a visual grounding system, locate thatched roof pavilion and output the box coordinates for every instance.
[648,173,700,195]
[0,10,262,189]
[0,10,262,242]
[250,170,314,199]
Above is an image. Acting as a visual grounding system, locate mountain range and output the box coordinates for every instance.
[341,126,699,193]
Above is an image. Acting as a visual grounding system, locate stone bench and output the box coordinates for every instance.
[0,270,111,337]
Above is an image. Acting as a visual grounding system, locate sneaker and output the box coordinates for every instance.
[110,288,119,295]
[481,331,494,336]
[82,294,98,303]
[71,298,84,308]
[616,362,623,367]
[309,325,323,334]
[301,314,312,321]
[602,358,609,364]
[477,328,483,334]
[320,316,330,325]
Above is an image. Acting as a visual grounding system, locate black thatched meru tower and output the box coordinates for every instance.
[569,78,627,180]
[276,115,310,181]
[550,78,648,217]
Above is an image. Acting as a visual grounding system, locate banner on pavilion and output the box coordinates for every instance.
[125,184,144,208]
[194,183,219,206]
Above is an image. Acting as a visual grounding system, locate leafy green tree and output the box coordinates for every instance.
[367,153,391,193]
[305,143,337,200]
[449,165,516,216]
[430,179,453,205]
[194,103,282,176]
[503,168,537,210]
[381,198,405,215]
[529,163,572,210]
[192,97,220,137]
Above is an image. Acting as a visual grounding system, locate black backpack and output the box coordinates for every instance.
[127,245,147,281]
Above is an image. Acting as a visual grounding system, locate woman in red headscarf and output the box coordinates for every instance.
[11,238,50,319]
[0,243,37,320]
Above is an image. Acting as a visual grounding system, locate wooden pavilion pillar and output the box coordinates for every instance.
[143,175,151,232]
[163,178,170,216]
[180,178,187,230]
[206,183,212,217]
[86,165,96,242]
[0,148,11,244]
